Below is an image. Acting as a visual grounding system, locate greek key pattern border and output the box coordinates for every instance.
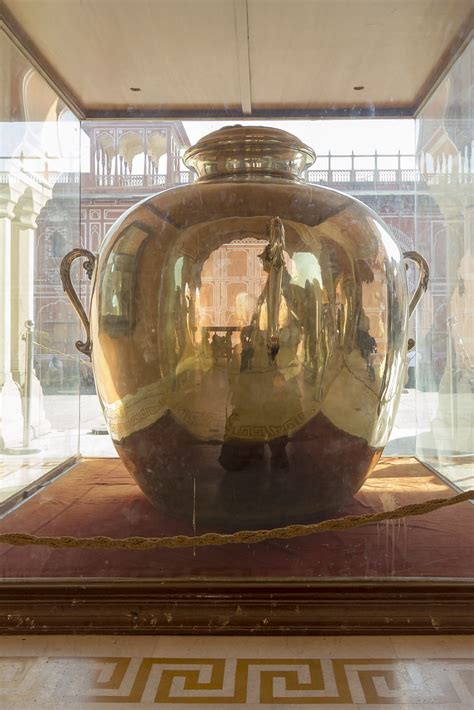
[0,656,473,704]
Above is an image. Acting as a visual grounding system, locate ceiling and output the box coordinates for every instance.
[1,0,473,119]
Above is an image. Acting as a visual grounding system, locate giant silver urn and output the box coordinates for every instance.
[61,126,428,529]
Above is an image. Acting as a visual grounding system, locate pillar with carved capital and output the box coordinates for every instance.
[421,182,474,457]
[10,187,51,441]
[0,185,23,450]
[10,191,37,381]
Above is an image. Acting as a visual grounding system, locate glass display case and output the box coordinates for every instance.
[0,3,472,635]
[0,30,81,512]
[415,42,474,492]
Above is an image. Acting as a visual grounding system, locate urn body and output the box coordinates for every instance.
[62,126,427,528]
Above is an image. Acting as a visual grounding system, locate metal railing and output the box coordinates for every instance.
[305,168,420,185]
[91,168,423,189]
[94,173,168,187]
[110,168,471,189]
[3,160,472,193]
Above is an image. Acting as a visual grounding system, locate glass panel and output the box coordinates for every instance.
[0,28,471,587]
[0,30,81,508]
[415,39,474,491]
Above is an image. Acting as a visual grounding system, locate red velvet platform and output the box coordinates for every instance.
[0,456,472,579]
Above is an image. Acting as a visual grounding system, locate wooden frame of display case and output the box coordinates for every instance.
[0,579,473,635]
[0,455,472,635]
[1,456,473,634]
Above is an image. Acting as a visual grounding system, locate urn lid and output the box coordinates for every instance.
[183,125,316,181]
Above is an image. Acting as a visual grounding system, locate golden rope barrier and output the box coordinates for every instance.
[1,489,473,550]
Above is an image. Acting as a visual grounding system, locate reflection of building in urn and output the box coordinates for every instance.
[35,120,460,390]
[62,126,428,529]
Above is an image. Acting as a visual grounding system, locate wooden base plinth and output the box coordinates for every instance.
[0,456,472,634]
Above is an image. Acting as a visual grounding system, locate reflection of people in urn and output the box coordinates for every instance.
[406,338,416,389]
[356,312,377,382]
[220,218,305,473]
[240,325,255,371]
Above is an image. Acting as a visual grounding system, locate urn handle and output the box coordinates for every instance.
[403,251,429,318]
[60,248,96,359]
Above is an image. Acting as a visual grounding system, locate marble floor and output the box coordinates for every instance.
[0,634,473,709]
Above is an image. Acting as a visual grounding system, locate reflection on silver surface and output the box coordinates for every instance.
[62,126,428,528]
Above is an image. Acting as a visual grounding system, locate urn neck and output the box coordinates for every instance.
[183,125,316,182]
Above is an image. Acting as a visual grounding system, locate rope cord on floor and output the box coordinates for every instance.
[1,489,472,550]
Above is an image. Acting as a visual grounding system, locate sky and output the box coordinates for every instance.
[1,117,416,173]
[182,119,416,160]
[76,118,417,173]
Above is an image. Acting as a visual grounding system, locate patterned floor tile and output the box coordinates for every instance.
[0,636,473,707]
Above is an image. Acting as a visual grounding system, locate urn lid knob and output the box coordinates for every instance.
[183,125,316,181]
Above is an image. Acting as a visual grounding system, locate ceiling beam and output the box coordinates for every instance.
[83,106,415,120]
[233,0,252,115]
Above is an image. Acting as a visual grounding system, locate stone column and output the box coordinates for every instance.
[10,188,51,441]
[10,190,37,381]
[0,184,23,450]
[425,182,473,456]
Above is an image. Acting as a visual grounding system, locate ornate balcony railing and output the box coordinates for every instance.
[84,168,471,191]
[305,168,472,186]
[6,155,471,194]
[93,173,167,187]
[305,168,420,185]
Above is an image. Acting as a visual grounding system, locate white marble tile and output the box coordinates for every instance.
[0,635,51,655]
[361,706,474,710]
[0,634,158,657]
[360,703,472,710]
[283,634,397,658]
[152,634,398,659]
[2,633,470,659]
[391,635,474,658]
